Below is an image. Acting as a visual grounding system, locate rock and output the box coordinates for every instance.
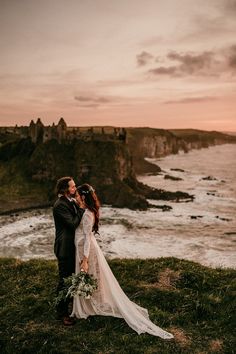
[126,178,194,202]
[170,168,185,172]
[164,174,183,181]
[215,216,231,222]
[106,182,149,210]
[202,176,218,181]
[149,204,172,211]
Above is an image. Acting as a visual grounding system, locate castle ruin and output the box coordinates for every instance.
[0,118,127,144]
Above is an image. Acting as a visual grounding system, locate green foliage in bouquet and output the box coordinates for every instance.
[55,271,98,306]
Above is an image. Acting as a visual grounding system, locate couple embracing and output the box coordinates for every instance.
[53,176,173,339]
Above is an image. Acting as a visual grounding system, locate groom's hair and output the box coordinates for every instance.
[56,176,73,196]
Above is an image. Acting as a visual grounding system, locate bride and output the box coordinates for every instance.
[71,183,173,339]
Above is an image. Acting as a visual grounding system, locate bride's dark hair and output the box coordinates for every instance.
[77,183,100,234]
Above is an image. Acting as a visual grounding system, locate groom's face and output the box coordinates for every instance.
[67,179,76,197]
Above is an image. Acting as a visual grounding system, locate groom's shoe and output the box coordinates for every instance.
[63,316,76,326]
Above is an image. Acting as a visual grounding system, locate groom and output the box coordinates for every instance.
[53,176,84,326]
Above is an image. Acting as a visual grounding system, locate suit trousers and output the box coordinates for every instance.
[56,257,75,317]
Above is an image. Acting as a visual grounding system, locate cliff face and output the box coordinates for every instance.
[139,136,167,157]
[0,138,147,212]
[170,129,236,149]
[127,128,236,174]
[127,128,181,174]
[134,132,179,157]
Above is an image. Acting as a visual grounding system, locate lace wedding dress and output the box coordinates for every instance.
[71,209,173,339]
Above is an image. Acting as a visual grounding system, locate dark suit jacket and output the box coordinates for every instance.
[53,196,84,259]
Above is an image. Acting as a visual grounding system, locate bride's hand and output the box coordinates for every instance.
[80,259,89,273]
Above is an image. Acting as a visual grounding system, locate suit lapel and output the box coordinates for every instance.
[60,196,76,214]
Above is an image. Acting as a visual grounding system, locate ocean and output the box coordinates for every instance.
[0,144,235,268]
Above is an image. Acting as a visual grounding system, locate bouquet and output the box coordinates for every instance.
[55,271,98,306]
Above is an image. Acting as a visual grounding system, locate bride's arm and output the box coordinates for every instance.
[81,212,94,272]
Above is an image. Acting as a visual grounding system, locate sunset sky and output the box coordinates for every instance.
[0,0,236,131]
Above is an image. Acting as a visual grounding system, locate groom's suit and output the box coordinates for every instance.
[53,196,84,317]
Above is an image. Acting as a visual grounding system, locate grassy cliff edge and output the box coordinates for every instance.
[0,257,235,354]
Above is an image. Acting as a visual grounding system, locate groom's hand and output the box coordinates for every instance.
[74,192,84,208]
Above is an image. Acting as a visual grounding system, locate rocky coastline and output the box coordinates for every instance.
[0,127,234,214]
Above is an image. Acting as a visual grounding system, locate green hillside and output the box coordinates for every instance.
[0,258,235,354]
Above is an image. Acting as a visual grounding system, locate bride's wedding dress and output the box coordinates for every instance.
[71,209,173,339]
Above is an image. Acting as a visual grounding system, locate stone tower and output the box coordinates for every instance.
[35,118,44,144]
[57,117,67,142]
[29,120,36,143]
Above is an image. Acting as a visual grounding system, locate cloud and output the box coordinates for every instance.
[136,51,154,66]
[74,95,111,105]
[218,0,236,14]
[227,44,236,69]
[167,51,214,74]
[178,0,236,46]
[74,94,126,109]
[147,46,236,78]
[148,51,216,77]
[181,16,235,43]
[149,66,178,76]
[164,96,218,104]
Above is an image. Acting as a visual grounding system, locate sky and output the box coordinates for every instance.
[0,0,236,131]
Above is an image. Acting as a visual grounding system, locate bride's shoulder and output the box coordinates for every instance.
[82,209,94,227]
[84,209,94,218]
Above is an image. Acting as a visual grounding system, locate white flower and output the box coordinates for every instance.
[56,271,98,303]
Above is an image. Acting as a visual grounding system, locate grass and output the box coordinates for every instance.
[0,257,235,354]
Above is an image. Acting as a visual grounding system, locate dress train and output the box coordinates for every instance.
[71,209,173,339]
